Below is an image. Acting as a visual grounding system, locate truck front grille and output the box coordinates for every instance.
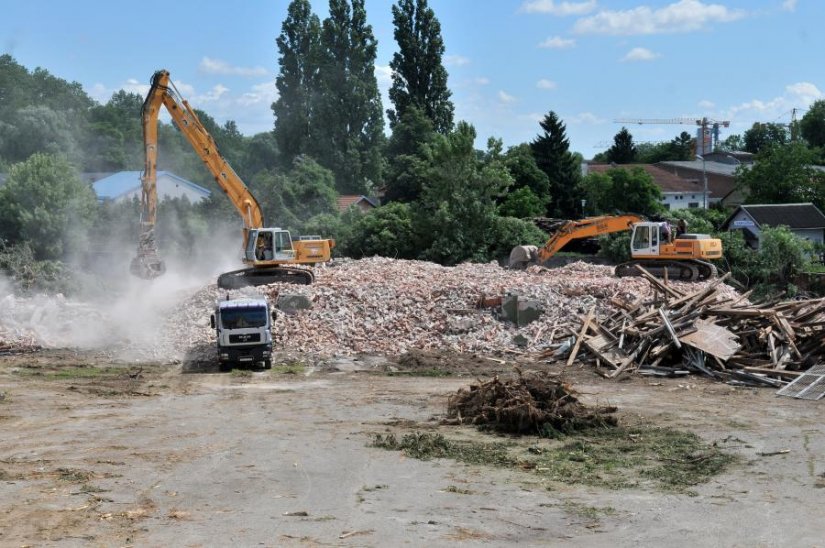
[229,333,262,344]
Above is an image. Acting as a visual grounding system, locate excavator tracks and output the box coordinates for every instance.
[217,267,314,289]
[614,259,717,282]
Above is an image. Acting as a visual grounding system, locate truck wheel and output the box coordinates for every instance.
[219,362,232,372]
[263,359,272,370]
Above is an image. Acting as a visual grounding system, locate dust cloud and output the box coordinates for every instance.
[0,219,244,360]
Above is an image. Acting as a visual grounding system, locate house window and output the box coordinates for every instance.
[663,203,671,210]
[688,202,699,208]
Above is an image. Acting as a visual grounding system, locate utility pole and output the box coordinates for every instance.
[696,154,708,209]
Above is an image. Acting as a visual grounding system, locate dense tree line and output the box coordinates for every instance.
[3,0,825,296]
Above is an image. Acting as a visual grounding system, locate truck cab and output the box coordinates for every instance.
[211,297,275,371]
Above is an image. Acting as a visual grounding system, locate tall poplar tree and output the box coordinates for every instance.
[530,111,582,218]
[272,0,321,167]
[317,0,385,194]
[388,0,454,134]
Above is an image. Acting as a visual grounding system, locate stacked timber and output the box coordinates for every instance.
[562,266,825,387]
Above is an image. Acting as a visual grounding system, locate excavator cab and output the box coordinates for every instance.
[245,228,296,263]
[630,222,662,258]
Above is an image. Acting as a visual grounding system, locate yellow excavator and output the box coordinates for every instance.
[129,69,334,288]
[509,215,722,281]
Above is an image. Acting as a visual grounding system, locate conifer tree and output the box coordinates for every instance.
[606,127,638,164]
[530,111,582,217]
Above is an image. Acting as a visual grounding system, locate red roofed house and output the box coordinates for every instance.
[337,195,378,213]
[585,163,708,211]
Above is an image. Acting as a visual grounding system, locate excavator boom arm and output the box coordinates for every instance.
[141,70,264,231]
[536,214,643,263]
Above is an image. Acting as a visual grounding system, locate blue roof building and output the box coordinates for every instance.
[93,171,210,203]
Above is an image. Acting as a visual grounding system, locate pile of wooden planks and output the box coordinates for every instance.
[563,266,825,387]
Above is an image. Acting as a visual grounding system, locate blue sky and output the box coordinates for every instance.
[2,0,822,157]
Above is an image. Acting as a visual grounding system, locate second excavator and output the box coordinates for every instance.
[509,215,722,281]
[130,69,334,288]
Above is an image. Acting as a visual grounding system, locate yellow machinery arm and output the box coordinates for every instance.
[142,69,263,231]
[131,69,265,279]
[131,69,334,287]
[535,214,643,264]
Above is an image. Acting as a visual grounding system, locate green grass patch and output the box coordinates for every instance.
[230,369,253,378]
[57,467,93,482]
[79,484,108,493]
[533,426,736,492]
[444,485,474,495]
[371,432,514,466]
[553,501,617,521]
[371,426,736,494]
[15,365,122,380]
[270,362,306,375]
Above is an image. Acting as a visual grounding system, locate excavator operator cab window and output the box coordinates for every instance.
[632,225,650,251]
[274,231,289,253]
[255,232,274,261]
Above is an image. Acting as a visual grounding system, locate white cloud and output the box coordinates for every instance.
[537,79,558,90]
[171,80,196,97]
[192,83,229,103]
[198,57,268,77]
[444,54,470,67]
[520,0,597,16]
[238,81,278,107]
[122,78,151,97]
[698,99,716,109]
[724,82,823,124]
[568,111,606,125]
[782,0,797,12]
[786,82,823,104]
[573,0,746,35]
[621,47,661,62]
[374,64,392,88]
[498,90,517,103]
[539,36,576,48]
[87,83,110,102]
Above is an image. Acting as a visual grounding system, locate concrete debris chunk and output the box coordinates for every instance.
[276,293,313,314]
[501,294,543,326]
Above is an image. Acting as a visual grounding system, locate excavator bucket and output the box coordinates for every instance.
[129,226,166,279]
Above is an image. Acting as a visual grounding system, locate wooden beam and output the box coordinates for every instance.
[567,306,595,367]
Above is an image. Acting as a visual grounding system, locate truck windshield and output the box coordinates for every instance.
[220,307,268,329]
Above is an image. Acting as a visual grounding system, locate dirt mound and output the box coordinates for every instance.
[446,369,618,435]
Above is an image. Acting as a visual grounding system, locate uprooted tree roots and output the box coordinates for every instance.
[446,368,618,435]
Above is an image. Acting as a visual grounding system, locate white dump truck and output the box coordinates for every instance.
[210,297,275,371]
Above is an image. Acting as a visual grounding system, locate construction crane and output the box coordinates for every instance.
[614,117,730,153]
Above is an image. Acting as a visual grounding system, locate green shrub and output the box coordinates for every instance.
[717,226,812,291]
[0,240,84,294]
[487,216,548,263]
[598,232,632,263]
[340,202,417,259]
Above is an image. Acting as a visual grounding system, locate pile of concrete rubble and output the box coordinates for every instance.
[0,292,106,353]
[170,258,739,357]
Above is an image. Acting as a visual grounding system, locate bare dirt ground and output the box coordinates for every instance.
[1,349,824,547]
